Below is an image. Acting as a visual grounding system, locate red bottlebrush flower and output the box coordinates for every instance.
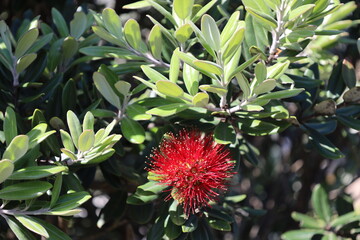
[147,129,235,216]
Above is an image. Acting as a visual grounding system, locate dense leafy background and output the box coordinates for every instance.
[0,0,359,239]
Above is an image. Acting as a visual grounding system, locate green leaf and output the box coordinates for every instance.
[305,126,344,159]
[183,63,200,96]
[51,8,69,37]
[337,115,360,130]
[221,11,240,46]
[192,92,209,107]
[207,218,231,231]
[16,53,37,74]
[245,7,277,30]
[173,0,194,20]
[148,24,162,59]
[174,23,193,43]
[0,159,14,184]
[199,85,227,95]
[342,59,356,88]
[9,166,67,180]
[126,193,158,205]
[146,103,189,117]
[267,61,290,79]
[128,203,154,224]
[222,28,245,60]
[93,72,121,109]
[50,173,63,208]
[78,130,95,152]
[120,117,145,144]
[83,112,94,131]
[3,135,29,161]
[70,11,87,39]
[191,0,217,23]
[123,1,151,9]
[330,211,360,228]
[115,80,131,97]
[6,216,37,240]
[282,229,326,240]
[291,212,326,228]
[60,130,75,153]
[311,184,331,222]
[147,0,177,26]
[0,181,52,200]
[124,19,144,51]
[225,194,246,203]
[91,26,124,46]
[258,89,304,100]
[4,107,18,146]
[156,80,184,98]
[169,200,186,226]
[141,65,169,82]
[62,36,78,61]
[51,191,91,211]
[193,60,222,76]
[201,14,221,51]
[254,79,276,95]
[288,4,315,21]
[15,215,49,238]
[254,62,267,84]
[164,215,182,239]
[229,54,261,80]
[182,215,198,233]
[15,28,39,58]
[19,216,72,240]
[169,52,180,83]
[67,110,82,149]
[137,181,167,196]
[214,122,236,144]
[126,104,152,121]
[102,8,123,40]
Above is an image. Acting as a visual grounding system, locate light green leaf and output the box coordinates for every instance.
[61,148,77,160]
[191,0,217,23]
[193,60,222,76]
[115,80,131,97]
[169,51,180,83]
[92,26,124,46]
[254,79,276,95]
[282,229,326,240]
[15,28,39,58]
[291,212,326,228]
[245,7,277,30]
[78,130,95,152]
[0,159,14,184]
[6,216,37,240]
[173,0,194,20]
[258,88,304,100]
[60,130,75,153]
[288,4,315,21]
[201,14,221,51]
[267,60,290,79]
[0,181,52,200]
[141,65,168,82]
[126,104,152,121]
[146,103,189,117]
[15,215,49,238]
[23,217,72,240]
[83,112,94,131]
[123,1,151,9]
[183,63,200,96]
[311,184,331,222]
[66,110,82,149]
[192,92,209,107]
[3,135,29,161]
[93,72,121,109]
[221,11,240,46]
[254,62,267,84]
[16,53,37,74]
[70,11,87,39]
[124,19,144,51]
[9,166,68,180]
[156,80,184,98]
[102,8,123,39]
[148,24,162,59]
[199,85,227,95]
[120,117,145,144]
[236,73,251,99]
[174,23,193,43]
[51,191,91,211]
[62,36,78,61]
[222,28,245,60]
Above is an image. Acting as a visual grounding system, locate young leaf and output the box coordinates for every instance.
[66,110,82,149]
[201,14,221,51]
[192,92,209,107]
[156,80,184,98]
[173,0,194,20]
[102,8,123,39]
[124,19,144,51]
[83,111,95,131]
[174,23,193,43]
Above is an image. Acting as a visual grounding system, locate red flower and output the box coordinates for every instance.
[147,129,235,216]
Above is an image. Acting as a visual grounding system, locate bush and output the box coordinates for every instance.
[0,0,359,239]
